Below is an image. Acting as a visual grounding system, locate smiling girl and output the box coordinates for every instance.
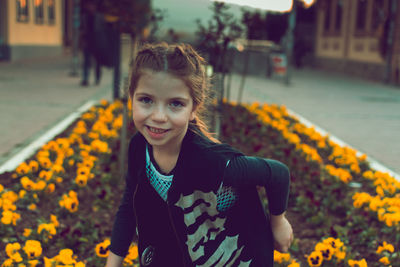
[106,42,293,267]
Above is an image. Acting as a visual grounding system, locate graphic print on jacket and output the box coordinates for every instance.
[175,190,252,266]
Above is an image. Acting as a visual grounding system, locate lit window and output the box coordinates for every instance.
[48,0,56,24]
[17,0,29,22]
[34,0,44,24]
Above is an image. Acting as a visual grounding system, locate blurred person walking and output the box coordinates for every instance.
[80,0,102,86]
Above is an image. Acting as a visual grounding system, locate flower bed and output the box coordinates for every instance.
[220,102,399,266]
[0,100,398,266]
[0,100,138,266]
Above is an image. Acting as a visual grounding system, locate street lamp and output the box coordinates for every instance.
[70,0,80,77]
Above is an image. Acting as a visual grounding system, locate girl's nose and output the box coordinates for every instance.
[151,106,167,122]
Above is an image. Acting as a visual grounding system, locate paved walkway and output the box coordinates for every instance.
[0,55,399,179]
[0,54,114,171]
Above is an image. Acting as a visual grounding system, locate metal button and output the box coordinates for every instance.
[141,245,155,266]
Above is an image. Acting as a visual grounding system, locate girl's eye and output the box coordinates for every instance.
[169,100,184,108]
[138,97,152,104]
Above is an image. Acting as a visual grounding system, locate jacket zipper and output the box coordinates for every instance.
[167,199,187,267]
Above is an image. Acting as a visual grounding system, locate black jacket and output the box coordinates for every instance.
[110,130,288,266]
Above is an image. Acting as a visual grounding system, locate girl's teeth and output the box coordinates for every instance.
[149,127,166,133]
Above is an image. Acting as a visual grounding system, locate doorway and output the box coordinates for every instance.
[0,0,8,60]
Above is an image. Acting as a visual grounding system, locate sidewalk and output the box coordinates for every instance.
[226,69,400,177]
[0,54,114,171]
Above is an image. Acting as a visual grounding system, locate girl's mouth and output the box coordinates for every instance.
[148,126,168,133]
[146,126,169,139]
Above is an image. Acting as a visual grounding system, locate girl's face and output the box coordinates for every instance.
[132,71,196,153]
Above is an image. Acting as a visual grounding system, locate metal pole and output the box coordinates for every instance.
[285,0,297,85]
[385,0,397,84]
[119,77,129,178]
[113,30,121,100]
[70,0,80,77]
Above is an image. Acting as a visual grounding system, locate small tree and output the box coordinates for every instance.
[195,2,243,137]
[196,2,243,74]
[146,8,167,43]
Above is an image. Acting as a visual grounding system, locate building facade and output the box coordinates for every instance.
[0,0,68,61]
[314,0,400,84]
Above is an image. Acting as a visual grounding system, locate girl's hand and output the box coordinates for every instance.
[105,251,124,267]
[270,213,293,253]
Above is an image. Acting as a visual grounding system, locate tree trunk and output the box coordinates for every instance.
[238,50,250,104]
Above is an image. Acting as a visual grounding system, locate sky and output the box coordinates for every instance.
[151,0,258,37]
[150,0,312,40]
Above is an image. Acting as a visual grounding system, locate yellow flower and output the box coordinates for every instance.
[0,184,3,192]
[1,210,13,225]
[335,250,346,261]
[376,241,395,254]
[76,166,91,176]
[75,174,88,187]
[23,228,32,237]
[37,223,57,236]
[19,190,26,198]
[273,250,290,263]
[100,99,109,106]
[56,249,75,265]
[1,210,20,225]
[352,192,372,208]
[39,170,53,181]
[126,244,139,261]
[12,212,21,225]
[23,240,42,259]
[379,256,390,265]
[90,139,109,153]
[5,243,23,262]
[16,162,30,175]
[113,115,123,130]
[21,176,35,191]
[6,242,20,256]
[33,180,46,191]
[65,197,79,213]
[2,198,17,211]
[307,251,323,267]
[288,260,300,267]
[28,204,37,211]
[45,183,55,194]
[43,257,56,267]
[50,214,59,227]
[1,259,14,267]
[38,157,52,169]
[28,160,39,172]
[51,164,65,174]
[315,242,333,260]
[28,260,40,267]
[88,131,100,140]
[348,259,368,267]
[95,239,110,258]
[322,237,343,249]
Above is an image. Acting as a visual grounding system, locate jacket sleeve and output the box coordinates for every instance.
[222,156,290,215]
[109,135,140,257]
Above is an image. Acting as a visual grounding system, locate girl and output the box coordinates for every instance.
[106,42,293,267]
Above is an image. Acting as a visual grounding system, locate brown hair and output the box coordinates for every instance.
[129,42,219,143]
